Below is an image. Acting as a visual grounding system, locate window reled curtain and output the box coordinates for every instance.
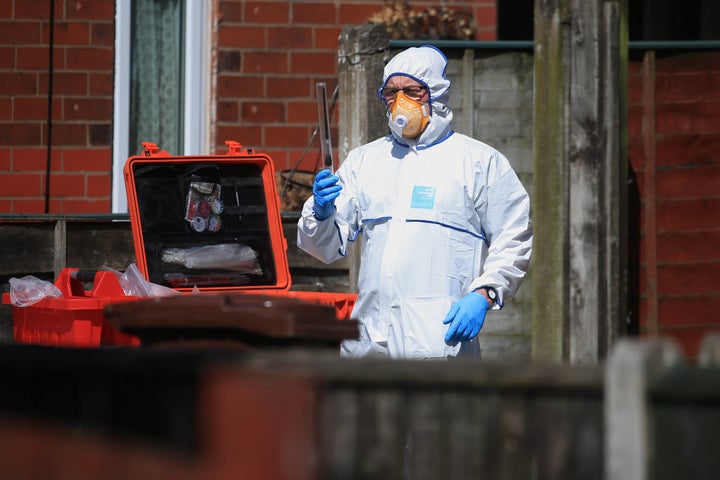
[129,0,184,155]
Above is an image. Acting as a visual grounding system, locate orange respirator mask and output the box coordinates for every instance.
[390,91,430,138]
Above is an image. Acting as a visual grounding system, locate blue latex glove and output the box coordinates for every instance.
[443,292,490,344]
[312,169,342,220]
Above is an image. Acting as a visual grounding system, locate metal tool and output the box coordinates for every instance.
[316,82,334,173]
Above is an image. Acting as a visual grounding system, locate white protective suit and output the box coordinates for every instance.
[297,46,533,359]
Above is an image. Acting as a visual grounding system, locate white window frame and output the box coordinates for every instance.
[112,0,211,213]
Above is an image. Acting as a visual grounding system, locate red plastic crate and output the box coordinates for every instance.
[1,268,140,348]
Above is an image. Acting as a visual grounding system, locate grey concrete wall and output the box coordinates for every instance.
[445,49,535,360]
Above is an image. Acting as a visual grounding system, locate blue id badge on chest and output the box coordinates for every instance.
[410,185,436,209]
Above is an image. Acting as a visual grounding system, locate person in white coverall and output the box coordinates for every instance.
[297,45,533,360]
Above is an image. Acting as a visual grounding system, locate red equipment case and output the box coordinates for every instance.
[2,141,356,348]
[124,140,292,294]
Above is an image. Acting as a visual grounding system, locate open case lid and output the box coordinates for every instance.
[124,141,291,293]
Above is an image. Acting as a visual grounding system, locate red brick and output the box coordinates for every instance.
[241,101,285,123]
[218,26,265,48]
[264,125,313,147]
[0,72,38,95]
[66,46,113,70]
[267,26,312,49]
[0,99,10,120]
[217,101,239,122]
[0,148,10,169]
[42,72,88,96]
[287,100,319,124]
[215,125,262,147]
[88,72,111,96]
[217,75,264,98]
[339,3,383,24]
[267,77,310,98]
[475,28,497,42]
[0,46,14,68]
[656,165,720,199]
[315,27,342,50]
[14,0,48,20]
[0,20,42,44]
[13,97,54,121]
[243,51,288,74]
[88,123,110,146]
[219,1,244,23]
[244,1,289,23]
[293,3,336,24]
[0,173,44,196]
[86,174,111,196]
[0,1,11,18]
[0,123,42,146]
[11,198,45,213]
[50,123,87,146]
[49,173,86,196]
[15,46,48,69]
[474,5,497,29]
[63,98,112,121]
[66,0,115,20]
[13,147,52,170]
[218,50,242,73]
[61,198,112,214]
[91,22,114,46]
[290,52,336,75]
[48,45,66,69]
[62,148,111,171]
[52,22,90,45]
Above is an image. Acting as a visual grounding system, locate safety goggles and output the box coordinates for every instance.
[378,85,427,101]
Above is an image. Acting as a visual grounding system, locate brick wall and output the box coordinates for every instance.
[0,0,115,214]
[0,0,492,215]
[213,0,495,173]
[628,51,720,360]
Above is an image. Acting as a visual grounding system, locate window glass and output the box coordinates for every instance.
[129,0,185,155]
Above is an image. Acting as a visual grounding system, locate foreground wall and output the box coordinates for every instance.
[0,338,718,479]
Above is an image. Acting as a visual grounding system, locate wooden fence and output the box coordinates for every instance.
[0,337,718,479]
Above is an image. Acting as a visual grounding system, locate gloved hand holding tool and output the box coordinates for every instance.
[312,169,342,220]
[443,291,490,344]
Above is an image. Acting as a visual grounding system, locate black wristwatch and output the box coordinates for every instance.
[478,286,497,303]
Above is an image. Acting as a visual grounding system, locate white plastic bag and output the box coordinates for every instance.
[161,243,261,273]
[8,275,63,307]
[102,263,180,298]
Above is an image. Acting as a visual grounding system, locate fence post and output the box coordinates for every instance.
[605,339,682,480]
[532,0,628,363]
[698,334,720,367]
[337,24,389,293]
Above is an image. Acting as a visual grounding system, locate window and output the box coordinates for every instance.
[113,0,210,213]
